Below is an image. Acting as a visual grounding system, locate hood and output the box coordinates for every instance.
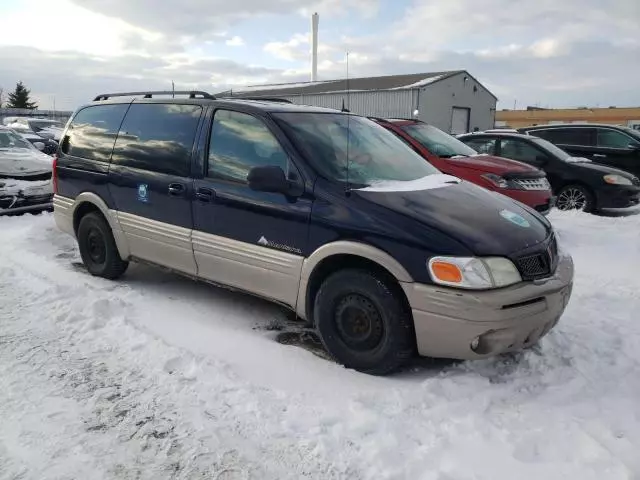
[356,174,550,256]
[0,147,53,178]
[444,154,539,175]
[568,158,637,178]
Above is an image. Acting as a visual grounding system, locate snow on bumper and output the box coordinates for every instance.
[403,252,574,360]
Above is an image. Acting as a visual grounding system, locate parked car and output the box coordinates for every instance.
[0,126,54,215]
[459,132,640,212]
[7,117,65,141]
[11,127,59,155]
[518,123,640,177]
[53,91,574,375]
[372,118,554,214]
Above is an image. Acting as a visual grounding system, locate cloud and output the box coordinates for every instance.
[0,0,637,110]
[69,0,378,39]
[225,36,245,47]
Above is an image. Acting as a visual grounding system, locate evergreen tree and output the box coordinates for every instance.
[6,81,38,109]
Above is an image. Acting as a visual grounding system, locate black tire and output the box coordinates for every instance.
[77,212,129,279]
[313,269,415,375]
[556,184,595,212]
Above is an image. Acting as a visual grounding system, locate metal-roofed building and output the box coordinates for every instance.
[227,70,497,134]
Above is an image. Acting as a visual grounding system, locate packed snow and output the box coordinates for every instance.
[1,211,639,479]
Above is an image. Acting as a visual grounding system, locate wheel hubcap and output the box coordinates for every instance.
[557,188,587,211]
[334,294,384,351]
[86,228,106,264]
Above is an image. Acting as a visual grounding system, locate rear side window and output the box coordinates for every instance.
[111,103,202,176]
[531,128,594,146]
[64,104,128,162]
[207,110,288,183]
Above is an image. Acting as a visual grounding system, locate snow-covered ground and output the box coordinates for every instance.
[1,211,639,480]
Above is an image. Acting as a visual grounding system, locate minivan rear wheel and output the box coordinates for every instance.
[556,184,594,212]
[77,212,129,279]
[314,269,415,375]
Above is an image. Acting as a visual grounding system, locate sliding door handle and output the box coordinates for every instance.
[195,187,214,202]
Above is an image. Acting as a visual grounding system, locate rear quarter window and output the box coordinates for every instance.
[530,128,594,146]
[63,104,128,162]
[110,103,202,176]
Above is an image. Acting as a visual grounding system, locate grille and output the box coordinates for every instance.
[514,178,551,191]
[515,235,558,280]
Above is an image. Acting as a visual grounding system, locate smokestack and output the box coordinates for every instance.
[311,12,319,82]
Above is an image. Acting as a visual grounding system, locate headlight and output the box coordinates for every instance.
[603,174,632,186]
[481,173,510,189]
[428,256,522,289]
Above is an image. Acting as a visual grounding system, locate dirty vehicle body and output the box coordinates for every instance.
[373,118,555,215]
[53,91,574,374]
[0,126,53,216]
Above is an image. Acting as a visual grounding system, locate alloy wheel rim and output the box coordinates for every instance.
[557,188,587,211]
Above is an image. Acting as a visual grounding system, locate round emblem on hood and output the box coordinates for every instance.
[499,209,530,228]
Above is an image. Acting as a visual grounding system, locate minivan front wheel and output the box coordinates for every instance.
[556,184,594,212]
[314,269,415,375]
[77,212,129,279]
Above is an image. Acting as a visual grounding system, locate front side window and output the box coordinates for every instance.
[401,123,477,158]
[207,110,289,183]
[597,129,636,149]
[111,103,202,176]
[274,113,440,186]
[65,104,128,162]
[499,139,545,164]
[463,138,497,155]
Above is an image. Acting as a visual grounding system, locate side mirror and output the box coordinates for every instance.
[247,166,289,193]
[33,142,45,151]
[628,143,640,151]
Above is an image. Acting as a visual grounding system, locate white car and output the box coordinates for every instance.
[0,127,54,215]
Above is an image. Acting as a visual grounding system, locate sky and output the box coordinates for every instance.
[0,0,638,111]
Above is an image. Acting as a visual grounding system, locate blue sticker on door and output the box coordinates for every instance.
[137,183,150,203]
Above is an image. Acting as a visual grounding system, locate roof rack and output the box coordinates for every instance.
[222,96,293,104]
[93,90,216,101]
[368,116,423,123]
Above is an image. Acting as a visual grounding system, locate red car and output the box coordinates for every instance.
[372,118,555,214]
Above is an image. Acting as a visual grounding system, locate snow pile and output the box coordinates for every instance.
[1,211,640,479]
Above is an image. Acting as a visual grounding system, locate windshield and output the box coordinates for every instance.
[274,113,440,185]
[620,126,640,143]
[401,123,477,158]
[530,137,573,161]
[0,130,34,150]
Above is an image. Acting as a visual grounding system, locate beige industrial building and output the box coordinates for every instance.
[495,107,640,130]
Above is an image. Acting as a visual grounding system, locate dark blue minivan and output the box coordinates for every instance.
[53,91,574,374]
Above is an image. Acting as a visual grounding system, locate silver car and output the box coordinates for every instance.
[0,127,54,215]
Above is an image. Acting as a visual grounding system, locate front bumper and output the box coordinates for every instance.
[595,185,640,209]
[402,252,574,360]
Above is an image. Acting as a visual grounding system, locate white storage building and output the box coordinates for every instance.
[229,70,498,134]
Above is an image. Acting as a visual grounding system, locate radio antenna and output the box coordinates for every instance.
[345,51,352,194]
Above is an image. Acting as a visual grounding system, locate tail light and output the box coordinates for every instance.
[52,154,59,194]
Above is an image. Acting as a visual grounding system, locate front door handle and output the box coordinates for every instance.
[593,154,606,158]
[168,183,185,196]
[195,187,214,202]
